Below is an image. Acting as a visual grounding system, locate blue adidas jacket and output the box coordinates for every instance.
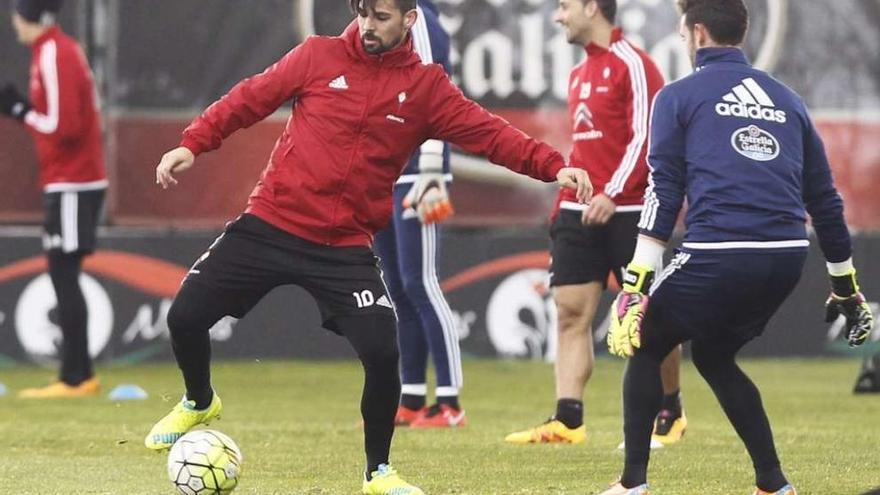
[639,48,851,262]
[399,0,452,179]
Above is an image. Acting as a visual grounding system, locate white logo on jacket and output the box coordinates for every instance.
[328,75,349,90]
[572,102,603,141]
[715,77,787,123]
[579,82,591,100]
[731,124,780,161]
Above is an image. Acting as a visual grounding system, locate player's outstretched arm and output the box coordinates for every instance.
[155,146,195,189]
[426,69,591,201]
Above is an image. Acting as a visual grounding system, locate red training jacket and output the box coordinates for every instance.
[25,26,106,192]
[181,22,566,247]
[554,27,663,218]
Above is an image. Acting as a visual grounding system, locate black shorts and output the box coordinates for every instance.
[182,214,395,328]
[549,210,640,287]
[43,189,106,254]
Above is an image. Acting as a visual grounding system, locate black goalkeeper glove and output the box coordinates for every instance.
[825,269,875,347]
[0,83,32,122]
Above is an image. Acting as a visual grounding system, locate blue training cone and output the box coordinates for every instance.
[108,384,148,401]
[0,383,7,397]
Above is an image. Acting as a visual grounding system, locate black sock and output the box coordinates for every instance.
[437,395,460,410]
[555,398,584,429]
[48,253,93,386]
[692,340,785,492]
[166,283,224,411]
[660,389,682,415]
[622,352,664,488]
[333,315,400,479]
[401,393,426,411]
[756,466,788,493]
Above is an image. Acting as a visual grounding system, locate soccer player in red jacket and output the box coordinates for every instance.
[505,0,686,447]
[144,1,590,493]
[2,0,107,399]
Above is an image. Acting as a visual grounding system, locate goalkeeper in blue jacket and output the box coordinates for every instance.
[600,1,874,494]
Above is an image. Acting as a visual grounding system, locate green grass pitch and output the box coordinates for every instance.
[0,358,877,494]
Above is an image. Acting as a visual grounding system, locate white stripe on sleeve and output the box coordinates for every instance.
[606,42,649,198]
[24,40,60,134]
[637,95,662,231]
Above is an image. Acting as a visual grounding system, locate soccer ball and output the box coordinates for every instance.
[167,430,243,495]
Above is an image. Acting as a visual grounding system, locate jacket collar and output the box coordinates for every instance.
[695,47,750,69]
[584,26,623,56]
[31,25,59,51]
[343,20,420,68]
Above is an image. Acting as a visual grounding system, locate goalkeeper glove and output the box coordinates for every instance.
[0,84,31,122]
[825,269,874,347]
[608,262,654,358]
[402,143,453,224]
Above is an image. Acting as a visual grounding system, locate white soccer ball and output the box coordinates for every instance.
[167,430,243,495]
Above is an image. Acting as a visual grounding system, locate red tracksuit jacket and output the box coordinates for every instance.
[25,26,106,192]
[181,22,566,247]
[554,28,663,217]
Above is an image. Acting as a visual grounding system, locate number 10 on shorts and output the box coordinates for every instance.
[353,290,375,308]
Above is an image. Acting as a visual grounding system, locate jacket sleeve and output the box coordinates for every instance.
[800,109,852,262]
[24,40,87,141]
[426,70,565,182]
[180,37,315,156]
[638,87,686,242]
[604,56,664,200]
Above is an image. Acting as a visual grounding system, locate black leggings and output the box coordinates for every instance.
[166,282,401,474]
[47,252,92,385]
[623,338,786,491]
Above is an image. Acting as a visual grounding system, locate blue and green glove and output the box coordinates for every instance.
[608,262,654,358]
[825,269,874,347]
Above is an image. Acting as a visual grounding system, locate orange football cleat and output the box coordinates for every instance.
[409,404,467,428]
[18,376,100,398]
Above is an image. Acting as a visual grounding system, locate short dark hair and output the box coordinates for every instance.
[592,0,617,24]
[677,0,749,45]
[349,0,417,15]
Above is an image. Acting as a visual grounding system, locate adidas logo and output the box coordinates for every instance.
[328,75,348,90]
[376,295,393,309]
[715,77,787,124]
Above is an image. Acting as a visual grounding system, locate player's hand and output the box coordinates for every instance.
[556,167,592,204]
[0,83,31,122]
[402,173,454,224]
[582,194,616,226]
[608,262,654,358]
[155,146,196,189]
[825,269,875,347]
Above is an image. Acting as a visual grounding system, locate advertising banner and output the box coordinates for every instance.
[1,229,877,367]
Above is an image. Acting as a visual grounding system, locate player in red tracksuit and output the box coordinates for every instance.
[2,0,107,399]
[505,0,686,448]
[143,1,591,493]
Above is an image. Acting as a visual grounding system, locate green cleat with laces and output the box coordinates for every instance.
[144,393,222,451]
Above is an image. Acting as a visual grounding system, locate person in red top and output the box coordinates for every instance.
[505,0,686,447]
[2,0,107,399]
[144,1,590,493]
